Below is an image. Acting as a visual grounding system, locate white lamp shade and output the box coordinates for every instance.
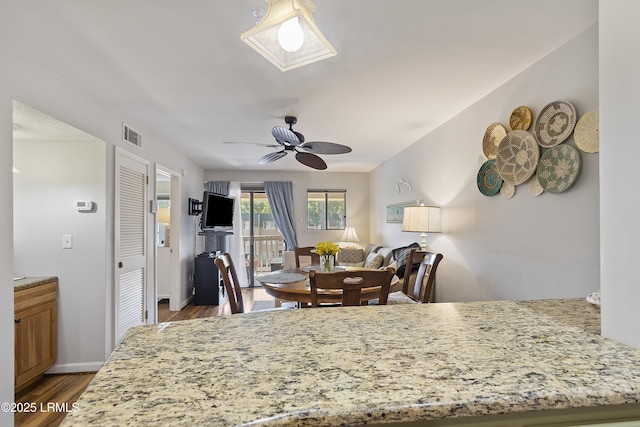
[402,206,441,233]
[340,227,360,243]
[241,0,337,71]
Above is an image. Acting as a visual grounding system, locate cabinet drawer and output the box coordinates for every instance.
[15,281,57,312]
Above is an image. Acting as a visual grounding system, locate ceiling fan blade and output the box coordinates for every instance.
[272,126,301,146]
[299,141,352,155]
[293,130,305,143]
[295,151,327,170]
[223,141,281,148]
[259,151,288,165]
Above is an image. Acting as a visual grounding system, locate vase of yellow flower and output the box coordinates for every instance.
[315,241,340,272]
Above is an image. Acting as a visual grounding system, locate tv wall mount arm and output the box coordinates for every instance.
[188,198,202,216]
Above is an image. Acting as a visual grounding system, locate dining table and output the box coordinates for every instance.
[258,266,400,306]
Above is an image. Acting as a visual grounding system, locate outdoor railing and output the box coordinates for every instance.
[243,235,285,273]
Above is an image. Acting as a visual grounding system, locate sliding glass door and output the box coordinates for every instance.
[241,190,285,286]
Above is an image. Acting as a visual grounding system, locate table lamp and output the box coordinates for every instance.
[339,227,360,248]
[402,205,441,250]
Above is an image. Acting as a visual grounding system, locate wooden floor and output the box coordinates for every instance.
[158,286,277,321]
[16,287,268,427]
[14,373,95,427]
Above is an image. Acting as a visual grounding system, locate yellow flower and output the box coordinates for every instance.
[315,241,340,256]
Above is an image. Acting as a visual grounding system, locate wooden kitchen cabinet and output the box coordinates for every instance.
[14,279,58,392]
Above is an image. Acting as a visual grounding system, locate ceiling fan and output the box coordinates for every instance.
[223,116,352,170]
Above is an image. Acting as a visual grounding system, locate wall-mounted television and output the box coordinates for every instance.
[201,192,234,231]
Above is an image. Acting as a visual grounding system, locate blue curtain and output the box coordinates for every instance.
[203,181,230,253]
[264,181,298,250]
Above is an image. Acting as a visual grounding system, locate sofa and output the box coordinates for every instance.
[336,242,421,293]
[284,241,420,281]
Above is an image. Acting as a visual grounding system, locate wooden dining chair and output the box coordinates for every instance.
[214,253,245,314]
[294,246,320,268]
[309,268,396,307]
[387,249,443,304]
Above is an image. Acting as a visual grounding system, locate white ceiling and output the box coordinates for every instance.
[7,0,598,172]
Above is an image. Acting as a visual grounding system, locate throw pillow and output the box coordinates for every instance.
[364,252,384,269]
[379,260,398,273]
[392,242,420,277]
[338,248,364,264]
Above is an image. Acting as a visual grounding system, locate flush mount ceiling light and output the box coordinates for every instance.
[241,0,337,72]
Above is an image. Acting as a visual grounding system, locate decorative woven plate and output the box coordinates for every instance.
[500,182,515,199]
[477,160,503,196]
[482,123,507,159]
[574,110,599,153]
[533,100,577,148]
[495,130,540,185]
[509,106,532,131]
[527,174,544,196]
[536,144,581,193]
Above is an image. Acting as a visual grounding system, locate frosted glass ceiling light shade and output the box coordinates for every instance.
[402,206,441,250]
[241,0,337,72]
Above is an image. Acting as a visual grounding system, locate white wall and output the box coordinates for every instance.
[0,29,205,409]
[370,25,600,303]
[205,170,370,246]
[14,139,106,372]
[599,0,640,348]
[0,100,14,426]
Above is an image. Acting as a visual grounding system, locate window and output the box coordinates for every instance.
[307,190,346,230]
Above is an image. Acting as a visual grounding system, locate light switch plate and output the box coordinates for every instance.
[62,234,73,249]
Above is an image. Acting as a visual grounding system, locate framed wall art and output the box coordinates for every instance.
[386,200,420,223]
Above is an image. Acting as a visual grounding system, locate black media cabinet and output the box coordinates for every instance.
[193,253,225,305]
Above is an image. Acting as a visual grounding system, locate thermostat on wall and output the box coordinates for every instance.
[75,200,94,211]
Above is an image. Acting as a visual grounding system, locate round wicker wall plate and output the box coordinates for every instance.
[574,110,599,153]
[536,144,581,193]
[500,182,515,199]
[509,106,532,131]
[477,160,503,196]
[482,123,507,159]
[495,130,540,185]
[534,100,577,148]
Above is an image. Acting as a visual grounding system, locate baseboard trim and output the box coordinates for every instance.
[180,295,193,309]
[47,361,104,374]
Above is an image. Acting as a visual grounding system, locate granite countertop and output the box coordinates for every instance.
[13,276,58,292]
[63,299,640,426]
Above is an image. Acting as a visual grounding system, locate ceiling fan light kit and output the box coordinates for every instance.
[225,116,352,170]
[241,0,337,71]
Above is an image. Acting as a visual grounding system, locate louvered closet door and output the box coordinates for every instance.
[115,149,149,343]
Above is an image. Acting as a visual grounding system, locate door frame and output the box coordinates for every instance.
[154,164,182,313]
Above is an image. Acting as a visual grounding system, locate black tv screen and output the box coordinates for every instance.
[201,192,234,230]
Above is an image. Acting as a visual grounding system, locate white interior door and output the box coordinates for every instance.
[115,148,149,343]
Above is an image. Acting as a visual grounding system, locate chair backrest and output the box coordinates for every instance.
[401,249,429,294]
[406,250,444,303]
[309,268,396,307]
[294,246,320,268]
[214,253,244,314]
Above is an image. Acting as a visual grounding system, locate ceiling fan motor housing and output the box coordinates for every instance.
[284,116,297,126]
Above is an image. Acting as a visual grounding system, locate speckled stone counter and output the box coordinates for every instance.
[63,299,640,426]
[13,276,58,292]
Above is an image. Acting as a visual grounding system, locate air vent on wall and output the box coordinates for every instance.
[122,123,142,148]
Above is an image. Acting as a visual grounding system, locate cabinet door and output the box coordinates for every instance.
[15,300,57,388]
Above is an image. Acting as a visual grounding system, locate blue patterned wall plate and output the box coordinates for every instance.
[536,144,581,193]
[477,160,503,196]
[534,100,577,148]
